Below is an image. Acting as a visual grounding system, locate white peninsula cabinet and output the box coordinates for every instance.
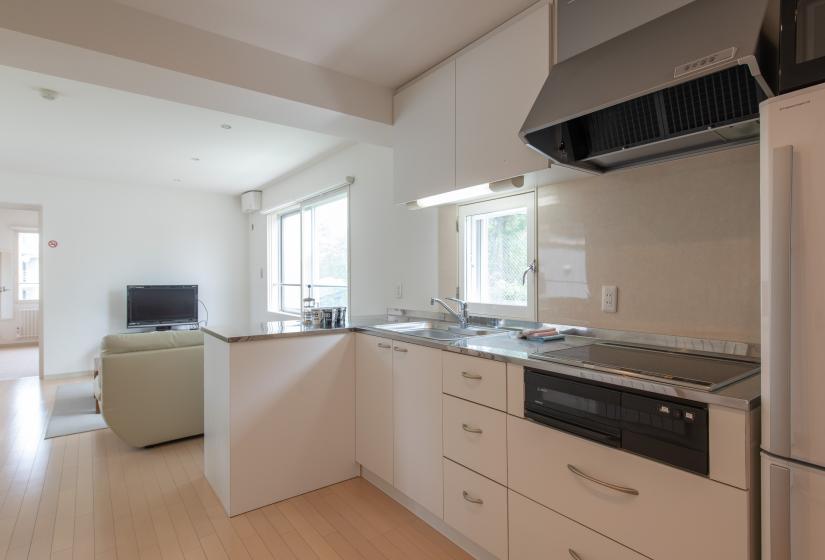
[355,334,444,519]
[393,1,552,204]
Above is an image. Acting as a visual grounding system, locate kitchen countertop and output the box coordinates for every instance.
[202,316,761,410]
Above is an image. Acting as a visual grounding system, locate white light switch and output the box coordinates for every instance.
[601,285,617,313]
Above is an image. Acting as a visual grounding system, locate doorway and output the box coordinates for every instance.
[0,205,42,380]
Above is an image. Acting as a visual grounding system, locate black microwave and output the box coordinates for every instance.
[780,0,825,92]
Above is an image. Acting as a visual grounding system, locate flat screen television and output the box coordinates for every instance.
[127,285,198,329]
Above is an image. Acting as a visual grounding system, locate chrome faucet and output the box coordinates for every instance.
[431,297,469,329]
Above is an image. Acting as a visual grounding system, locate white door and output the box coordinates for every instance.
[458,192,537,320]
[355,334,394,484]
[393,342,443,519]
[762,453,825,559]
[0,252,12,320]
[761,83,825,466]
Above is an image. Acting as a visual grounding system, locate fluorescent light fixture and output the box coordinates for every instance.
[411,183,492,209]
[408,175,526,209]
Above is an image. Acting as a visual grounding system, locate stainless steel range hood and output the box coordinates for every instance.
[520,0,779,173]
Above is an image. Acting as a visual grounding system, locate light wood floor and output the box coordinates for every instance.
[0,346,39,380]
[0,376,472,560]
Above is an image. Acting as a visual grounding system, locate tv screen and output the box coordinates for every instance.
[127,285,198,328]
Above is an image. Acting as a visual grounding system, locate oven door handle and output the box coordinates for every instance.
[567,464,639,496]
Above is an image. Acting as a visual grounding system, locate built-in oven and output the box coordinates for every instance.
[780,0,825,93]
[524,368,709,475]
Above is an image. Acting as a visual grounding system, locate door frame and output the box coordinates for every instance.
[0,203,44,378]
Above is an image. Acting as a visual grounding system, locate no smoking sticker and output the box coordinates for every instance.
[48,240,58,248]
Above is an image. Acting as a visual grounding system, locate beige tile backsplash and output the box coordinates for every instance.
[537,145,760,343]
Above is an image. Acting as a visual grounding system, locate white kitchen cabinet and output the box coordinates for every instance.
[393,60,456,204]
[393,341,444,518]
[355,333,394,484]
[509,490,646,560]
[444,458,508,560]
[442,394,507,485]
[442,352,507,411]
[508,415,753,560]
[455,2,550,188]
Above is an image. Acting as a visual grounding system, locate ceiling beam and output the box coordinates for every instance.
[0,0,393,146]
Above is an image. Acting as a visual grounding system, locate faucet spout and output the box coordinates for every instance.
[430,296,469,329]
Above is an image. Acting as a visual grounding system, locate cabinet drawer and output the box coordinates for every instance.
[443,395,507,484]
[444,458,508,560]
[509,490,646,560]
[442,352,506,411]
[507,416,750,560]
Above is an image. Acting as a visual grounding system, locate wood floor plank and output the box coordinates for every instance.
[0,376,472,560]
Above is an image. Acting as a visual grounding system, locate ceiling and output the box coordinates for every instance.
[0,65,350,194]
[111,0,538,88]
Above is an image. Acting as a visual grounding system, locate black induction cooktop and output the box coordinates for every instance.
[529,342,760,391]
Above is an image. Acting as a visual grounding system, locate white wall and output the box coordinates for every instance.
[249,143,440,324]
[0,171,249,376]
[0,207,40,343]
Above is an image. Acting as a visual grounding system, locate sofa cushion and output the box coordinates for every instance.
[101,330,203,355]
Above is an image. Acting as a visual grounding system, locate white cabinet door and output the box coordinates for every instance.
[762,453,825,560]
[393,61,456,204]
[393,341,444,518]
[455,3,549,189]
[355,334,394,484]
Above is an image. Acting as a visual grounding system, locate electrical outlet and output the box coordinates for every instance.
[601,285,617,313]
[395,283,403,299]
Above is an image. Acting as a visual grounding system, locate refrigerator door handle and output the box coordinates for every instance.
[766,464,791,559]
[762,145,793,457]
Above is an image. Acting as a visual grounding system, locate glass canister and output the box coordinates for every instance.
[302,285,316,324]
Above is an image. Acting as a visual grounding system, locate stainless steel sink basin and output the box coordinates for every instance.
[371,321,509,341]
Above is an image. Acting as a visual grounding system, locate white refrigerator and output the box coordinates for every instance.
[761,82,825,559]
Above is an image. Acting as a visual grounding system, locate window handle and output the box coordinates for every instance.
[522,259,537,285]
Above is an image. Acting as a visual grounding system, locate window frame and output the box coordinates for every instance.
[268,187,350,315]
[458,192,537,320]
[14,228,40,304]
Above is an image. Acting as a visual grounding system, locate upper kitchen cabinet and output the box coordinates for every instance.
[556,0,693,62]
[455,2,550,189]
[393,60,456,205]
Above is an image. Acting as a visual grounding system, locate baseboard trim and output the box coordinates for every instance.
[361,467,500,560]
[44,370,93,380]
[0,339,38,347]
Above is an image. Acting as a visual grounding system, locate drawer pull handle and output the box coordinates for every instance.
[377,343,392,349]
[462,490,483,505]
[461,423,483,434]
[567,464,639,496]
[568,549,583,560]
[393,346,408,353]
[461,371,483,380]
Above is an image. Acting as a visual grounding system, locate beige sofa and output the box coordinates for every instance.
[96,330,204,447]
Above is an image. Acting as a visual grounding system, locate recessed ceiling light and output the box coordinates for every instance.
[220,124,232,130]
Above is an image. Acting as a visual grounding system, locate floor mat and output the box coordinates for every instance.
[45,381,107,439]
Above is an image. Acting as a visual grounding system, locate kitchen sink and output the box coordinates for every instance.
[371,321,509,341]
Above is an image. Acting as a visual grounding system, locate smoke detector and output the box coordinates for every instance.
[38,88,59,101]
